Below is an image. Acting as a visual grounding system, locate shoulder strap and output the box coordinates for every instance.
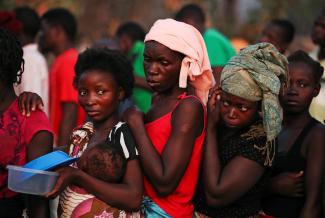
[171,93,207,135]
[172,92,205,112]
[289,118,319,155]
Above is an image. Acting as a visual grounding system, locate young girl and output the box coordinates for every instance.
[0,29,53,217]
[44,48,143,217]
[262,50,325,218]
[123,19,215,218]
[194,43,288,218]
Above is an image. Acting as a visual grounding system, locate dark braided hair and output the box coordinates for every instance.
[288,50,324,83]
[0,28,24,87]
[74,48,134,99]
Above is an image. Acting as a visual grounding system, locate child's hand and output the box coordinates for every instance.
[45,166,78,199]
[207,86,221,127]
[18,92,44,116]
[123,106,144,125]
[271,171,304,197]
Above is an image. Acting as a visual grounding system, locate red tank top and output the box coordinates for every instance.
[144,93,206,218]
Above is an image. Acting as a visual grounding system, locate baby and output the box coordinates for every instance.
[77,141,127,183]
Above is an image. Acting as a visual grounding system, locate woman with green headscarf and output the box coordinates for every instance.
[194,42,288,218]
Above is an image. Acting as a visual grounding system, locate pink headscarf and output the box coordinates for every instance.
[144,18,215,105]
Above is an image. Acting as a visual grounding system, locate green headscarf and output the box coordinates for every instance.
[220,43,288,165]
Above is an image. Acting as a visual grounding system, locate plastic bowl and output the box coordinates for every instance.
[7,165,59,195]
[23,150,78,170]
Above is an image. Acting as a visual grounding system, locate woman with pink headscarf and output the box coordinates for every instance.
[123,18,215,218]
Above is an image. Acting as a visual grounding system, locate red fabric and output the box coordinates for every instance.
[0,98,52,198]
[49,48,85,142]
[144,94,206,218]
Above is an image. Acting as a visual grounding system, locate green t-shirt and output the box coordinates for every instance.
[203,28,236,67]
[128,41,152,113]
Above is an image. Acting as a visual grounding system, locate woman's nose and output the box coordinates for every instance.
[85,94,96,105]
[286,85,298,95]
[229,107,236,118]
[147,62,159,75]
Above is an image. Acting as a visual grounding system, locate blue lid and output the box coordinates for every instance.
[23,151,78,171]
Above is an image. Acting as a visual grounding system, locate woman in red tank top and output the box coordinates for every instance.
[123,18,215,218]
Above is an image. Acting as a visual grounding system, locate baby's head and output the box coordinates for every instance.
[0,28,24,88]
[220,42,288,142]
[280,50,324,114]
[74,48,134,122]
[78,141,127,183]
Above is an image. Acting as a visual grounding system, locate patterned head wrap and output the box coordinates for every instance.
[220,43,288,164]
[144,18,215,105]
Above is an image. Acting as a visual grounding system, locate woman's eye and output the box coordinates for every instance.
[143,56,151,62]
[239,106,248,112]
[79,90,87,96]
[222,101,229,106]
[299,83,306,88]
[97,90,104,95]
[160,60,169,66]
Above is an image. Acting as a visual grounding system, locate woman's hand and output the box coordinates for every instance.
[270,171,304,197]
[123,106,144,126]
[18,91,44,116]
[207,86,221,127]
[45,166,79,198]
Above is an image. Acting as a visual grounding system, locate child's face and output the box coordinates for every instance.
[78,70,123,123]
[219,91,259,128]
[143,41,183,93]
[280,62,319,114]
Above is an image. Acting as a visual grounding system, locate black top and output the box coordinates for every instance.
[194,119,272,218]
[262,118,319,218]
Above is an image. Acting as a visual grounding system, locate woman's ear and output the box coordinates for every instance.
[118,87,125,101]
[313,83,321,97]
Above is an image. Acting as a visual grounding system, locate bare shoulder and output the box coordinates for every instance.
[306,123,325,153]
[309,123,325,138]
[172,96,205,134]
[176,96,204,113]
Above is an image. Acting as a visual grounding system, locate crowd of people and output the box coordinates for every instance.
[0,3,325,218]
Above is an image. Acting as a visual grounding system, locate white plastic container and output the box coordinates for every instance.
[7,165,59,196]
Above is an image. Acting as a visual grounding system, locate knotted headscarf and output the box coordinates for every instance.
[221,43,288,165]
[144,18,215,105]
